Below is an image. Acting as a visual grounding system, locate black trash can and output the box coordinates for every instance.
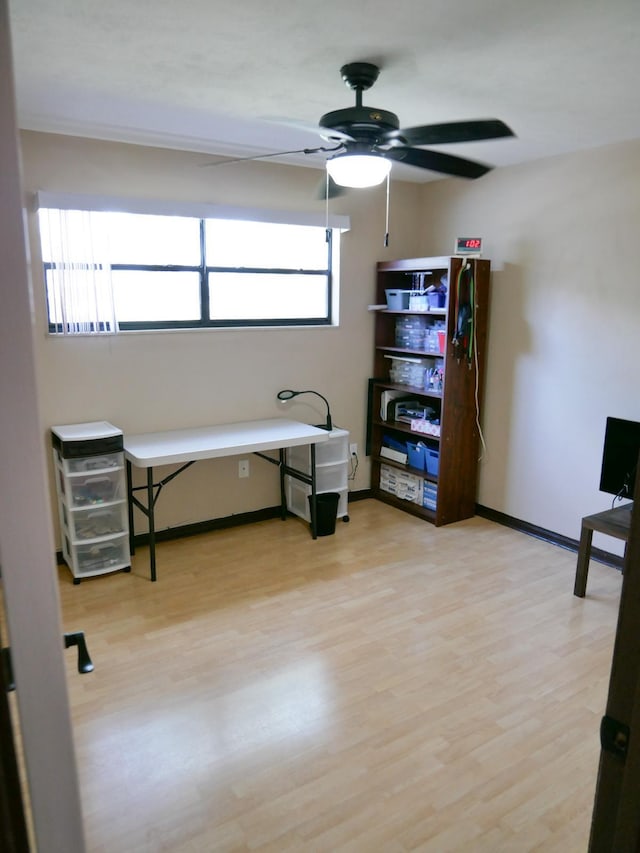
[308,492,340,536]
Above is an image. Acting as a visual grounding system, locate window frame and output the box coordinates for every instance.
[38,199,346,334]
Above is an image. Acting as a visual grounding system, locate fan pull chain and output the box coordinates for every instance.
[325,171,330,242]
[384,172,390,247]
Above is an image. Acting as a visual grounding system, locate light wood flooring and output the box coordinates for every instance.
[58,499,622,852]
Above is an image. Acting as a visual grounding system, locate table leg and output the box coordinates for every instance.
[574,523,593,597]
[310,443,317,539]
[279,448,287,520]
[126,460,135,556]
[147,466,157,582]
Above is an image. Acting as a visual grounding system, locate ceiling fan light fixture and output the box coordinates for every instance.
[326,153,391,188]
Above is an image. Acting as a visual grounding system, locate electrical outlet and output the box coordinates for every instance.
[350,443,358,456]
[238,459,250,478]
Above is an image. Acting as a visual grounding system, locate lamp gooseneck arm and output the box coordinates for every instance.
[299,390,332,431]
[276,389,333,431]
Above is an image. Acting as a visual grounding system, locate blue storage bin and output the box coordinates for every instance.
[425,447,440,476]
[383,435,407,453]
[406,441,426,471]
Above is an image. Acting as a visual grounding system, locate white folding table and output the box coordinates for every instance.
[123,418,330,581]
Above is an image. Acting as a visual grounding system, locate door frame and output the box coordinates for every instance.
[0,4,85,850]
[588,458,640,850]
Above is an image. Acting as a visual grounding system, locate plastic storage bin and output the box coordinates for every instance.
[385,289,410,310]
[74,534,130,576]
[428,290,446,309]
[425,447,440,476]
[395,315,427,349]
[68,471,123,507]
[66,453,121,473]
[388,357,428,386]
[406,441,427,471]
[73,504,128,541]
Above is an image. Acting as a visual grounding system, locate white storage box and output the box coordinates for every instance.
[380,464,423,504]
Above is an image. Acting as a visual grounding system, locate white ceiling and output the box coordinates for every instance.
[9,0,640,183]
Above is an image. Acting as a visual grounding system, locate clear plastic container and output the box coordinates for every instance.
[390,363,427,386]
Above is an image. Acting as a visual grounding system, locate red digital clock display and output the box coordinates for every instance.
[455,237,483,254]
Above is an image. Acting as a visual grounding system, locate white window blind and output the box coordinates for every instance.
[38,207,117,336]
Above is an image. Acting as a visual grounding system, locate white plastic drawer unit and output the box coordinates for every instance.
[51,421,130,582]
[284,428,350,524]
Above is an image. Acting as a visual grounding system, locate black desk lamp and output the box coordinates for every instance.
[277,389,333,431]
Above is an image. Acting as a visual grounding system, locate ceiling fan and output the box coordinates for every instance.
[204,61,515,193]
[317,61,515,187]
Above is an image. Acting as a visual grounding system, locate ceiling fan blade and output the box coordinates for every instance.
[385,146,491,179]
[199,144,342,168]
[387,119,515,147]
[263,116,355,143]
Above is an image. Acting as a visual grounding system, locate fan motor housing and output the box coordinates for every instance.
[319,107,400,142]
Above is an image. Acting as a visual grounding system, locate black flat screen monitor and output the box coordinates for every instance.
[599,416,640,500]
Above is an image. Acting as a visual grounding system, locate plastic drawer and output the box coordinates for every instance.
[72,504,128,541]
[314,463,349,492]
[68,470,124,507]
[65,452,122,474]
[287,429,349,471]
[74,534,130,575]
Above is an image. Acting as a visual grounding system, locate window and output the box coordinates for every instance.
[38,201,345,334]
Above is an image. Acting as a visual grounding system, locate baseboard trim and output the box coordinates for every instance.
[55,489,373,563]
[61,493,611,572]
[347,489,372,502]
[476,504,624,570]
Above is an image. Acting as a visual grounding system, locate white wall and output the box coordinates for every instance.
[22,132,640,556]
[417,139,640,552]
[20,132,423,540]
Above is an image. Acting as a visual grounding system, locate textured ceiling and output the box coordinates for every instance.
[8,0,640,182]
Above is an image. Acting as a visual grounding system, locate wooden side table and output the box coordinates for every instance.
[573,504,632,597]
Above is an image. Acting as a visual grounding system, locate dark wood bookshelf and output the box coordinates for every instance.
[368,255,490,526]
